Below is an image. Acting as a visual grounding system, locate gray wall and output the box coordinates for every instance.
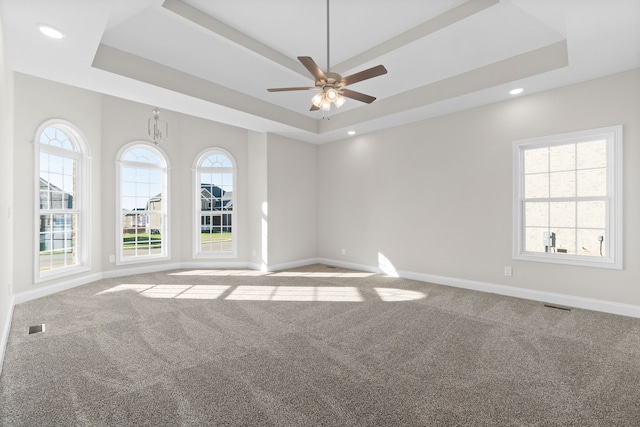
[266,133,317,267]
[0,15,14,370]
[248,131,268,268]
[317,69,640,306]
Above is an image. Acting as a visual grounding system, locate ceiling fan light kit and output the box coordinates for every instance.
[267,0,387,113]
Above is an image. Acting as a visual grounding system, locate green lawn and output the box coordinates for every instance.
[121,232,232,245]
[123,233,162,248]
[201,232,232,242]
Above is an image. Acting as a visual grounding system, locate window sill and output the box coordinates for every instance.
[116,255,170,266]
[35,265,91,283]
[513,252,622,269]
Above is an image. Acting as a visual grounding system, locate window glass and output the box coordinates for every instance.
[118,144,168,263]
[195,150,236,257]
[36,124,87,278]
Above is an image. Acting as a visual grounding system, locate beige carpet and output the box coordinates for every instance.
[2,264,640,426]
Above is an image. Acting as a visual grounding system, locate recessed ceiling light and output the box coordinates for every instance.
[38,24,65,39]
[509,88,524,95]
[347,130,356,136]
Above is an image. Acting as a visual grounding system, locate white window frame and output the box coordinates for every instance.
[116,142,170,265]
[513,125,622,269]
[34,119,91,282]
[192,148,237,258]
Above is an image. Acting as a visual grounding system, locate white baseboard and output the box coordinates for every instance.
[266,258,321,272]
[13,272,103,305]
[101,262,183,279]
[0,295,15,376]
[396,269,640,318]
[317,258,640,318]
[180,261,253,270]
[316,258,382,274]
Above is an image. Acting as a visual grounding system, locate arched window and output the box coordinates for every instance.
[193,149,236,257]
[116,143,169,264]
[35,120,90,281]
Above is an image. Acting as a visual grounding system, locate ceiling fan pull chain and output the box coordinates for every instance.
[326,0,330,72]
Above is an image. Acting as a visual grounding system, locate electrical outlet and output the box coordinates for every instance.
[109,255,115,263]
[504,266,513,277]
[252,249,256,257]
[341,248,346,255]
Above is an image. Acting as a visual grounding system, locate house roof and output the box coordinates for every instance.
[1,0,638,144]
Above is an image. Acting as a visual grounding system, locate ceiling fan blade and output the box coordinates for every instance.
[267,87,318,92]
[341,88,377,104]
[310,104,320,111]
[298,56,327,82]
[339,65,387,87]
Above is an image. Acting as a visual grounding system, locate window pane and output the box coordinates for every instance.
[136,168,150,183]
[550,202,575,228]
[63,174,74,194]
[49,154,63,174]
[524,173,549,199]
[40,126,75,151]
[577,140,606,169]
[123,147,161,165]
[148,197,162,211]
[136,182,150,197]
[577,168,606,197]
[577,201,606,229]
[554,228,576,255]
[549,171,575,198]
[549,144,575,171]
[524,227,547,253]
[40,190,50,209]
[149,169,161,183]
[577,229,606,257]
[525,202,548,227]
[122,167,136,182]
[524,147,548,174]
[202,153,232,168]
[40,152,49,172]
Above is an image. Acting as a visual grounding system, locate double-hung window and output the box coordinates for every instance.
[193,149,236,257]
[117,143,169,264]
[35,121,90,281]
[513,125,622,268]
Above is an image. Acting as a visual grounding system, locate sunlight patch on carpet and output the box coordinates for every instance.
[374,288,427,302]
[97,284,424,302]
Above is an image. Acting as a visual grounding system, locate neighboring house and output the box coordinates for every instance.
[126,185,232,235]
[39,178,74,251]
[199,184,232,233]
[122,208,148,230]
[40,177,73,210]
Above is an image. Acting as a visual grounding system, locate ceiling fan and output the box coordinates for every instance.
[267,0,387,112]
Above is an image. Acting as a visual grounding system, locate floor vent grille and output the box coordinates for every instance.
[543,304,572,312]
[28,324,46,334]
